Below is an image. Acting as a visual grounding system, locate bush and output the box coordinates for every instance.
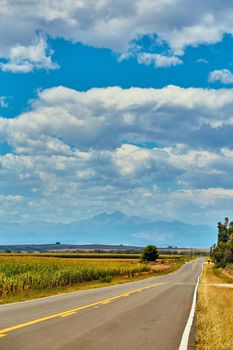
[99,275,113,283]
[141,245,159,262]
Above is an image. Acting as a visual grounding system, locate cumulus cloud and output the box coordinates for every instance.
[0,85,233,223]
[2,85,233,153]
[1,145,233,223]
[209,69,233,84]
[1,1,233,71]
[137,53,183,67]
[0,36,58,73]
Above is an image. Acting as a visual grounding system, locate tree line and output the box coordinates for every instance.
[211,217,233,267]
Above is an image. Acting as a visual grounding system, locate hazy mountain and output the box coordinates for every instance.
[0,211,216,247]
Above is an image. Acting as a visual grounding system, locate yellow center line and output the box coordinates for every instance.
[100,300,111,304]
[60,311,77,318]
[0,282,164,337]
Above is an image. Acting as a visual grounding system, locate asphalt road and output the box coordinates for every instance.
[0,258,203,350]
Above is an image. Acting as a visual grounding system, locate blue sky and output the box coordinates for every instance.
[1,1,233,227]
[1,34,233,120]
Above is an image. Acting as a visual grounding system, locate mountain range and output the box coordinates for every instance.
[0,211,216,247]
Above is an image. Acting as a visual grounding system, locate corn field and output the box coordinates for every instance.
[0,256,150,296]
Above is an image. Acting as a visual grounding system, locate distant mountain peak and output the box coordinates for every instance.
[110,211,128,219]
[0,210,215,247]
[92,212,110,221]
[91,211,150,225]
[92,211,128,222]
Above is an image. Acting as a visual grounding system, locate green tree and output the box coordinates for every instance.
[212,242,227,267]
[212,217,233,267]
[229,221,233,240]
[141,245,159,262]
[217,221,228,243]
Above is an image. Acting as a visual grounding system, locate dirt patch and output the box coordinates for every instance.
[150,262,173,272]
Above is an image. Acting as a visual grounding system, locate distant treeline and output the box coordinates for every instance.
[211,217,233,267]
[0,247,208,256]
[1,249,142,255]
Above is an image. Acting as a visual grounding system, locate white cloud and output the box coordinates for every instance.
[1,1,233,71]
[0,194,23,202]
[1,146,233,223]
[137,53,183,67]
[0,37,58,73]
[1,146,233,224]
[1,85,233,223]
[0,96,8,108]
[196,58,209,64]
[209,69,233,84]
[2,85,233,154]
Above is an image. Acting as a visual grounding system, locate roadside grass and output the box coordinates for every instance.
[223,264,233,279]
[196,263,233,350]
[0,256,189,304]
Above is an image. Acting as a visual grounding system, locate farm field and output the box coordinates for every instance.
[0,252,183,259]
[0,254,188,304]
[196,263,233,350]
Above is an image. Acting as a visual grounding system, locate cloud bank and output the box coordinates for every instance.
[1,85,233,223]
[1,1,233,71]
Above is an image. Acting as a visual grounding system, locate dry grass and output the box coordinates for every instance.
[224,264,233,279]
[150,261,179,272]
[196,263,233,350]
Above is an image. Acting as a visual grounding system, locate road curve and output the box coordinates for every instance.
[0,258,203,350]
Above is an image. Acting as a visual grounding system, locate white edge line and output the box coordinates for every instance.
[178,260,204,350]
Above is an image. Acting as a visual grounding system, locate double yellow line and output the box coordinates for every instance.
[0,282,164,338]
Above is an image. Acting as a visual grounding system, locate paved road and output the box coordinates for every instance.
[0,258,203,350]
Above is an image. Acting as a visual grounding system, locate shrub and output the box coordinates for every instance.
[99,275,113,283]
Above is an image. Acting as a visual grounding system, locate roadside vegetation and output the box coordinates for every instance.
[0,253,190,304]
[211,217,233,267]
[196,263,233,350]
[196,217,233,350]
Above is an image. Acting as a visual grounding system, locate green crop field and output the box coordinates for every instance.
[0,254,192,304]
[0,256,150,298]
